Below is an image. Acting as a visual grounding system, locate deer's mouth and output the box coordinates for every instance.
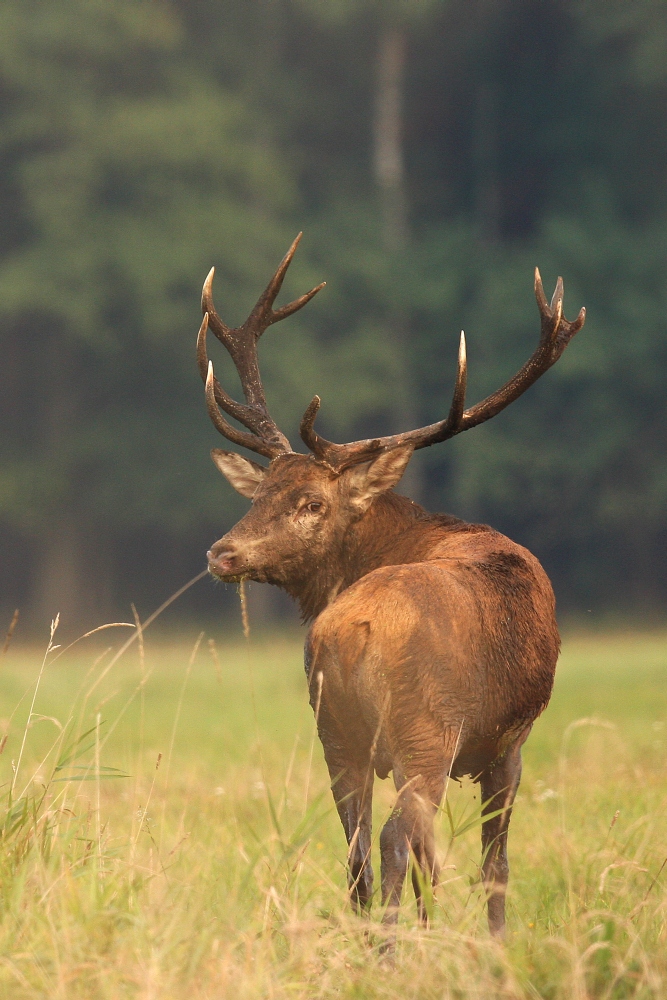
[207,549,244,580]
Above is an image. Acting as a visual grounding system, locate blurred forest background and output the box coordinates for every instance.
[1,0,666,636]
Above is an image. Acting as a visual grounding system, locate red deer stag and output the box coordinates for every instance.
[200,234,585,939]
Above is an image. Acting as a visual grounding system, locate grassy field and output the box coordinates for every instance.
[1,618,667,999]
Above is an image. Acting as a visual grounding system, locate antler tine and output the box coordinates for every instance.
[300,392,386,469]
[201,267,233,350]
[299,395,323,453]
[272,282,327,323]
[204,362,279,460]
[534,266,549,314]
[446,332,467,431]
[299,271,584,470]
[198,235,324,460]
[535,267,585,352]
[298,331,468,468]
[246,232,326,339]
[246,233,301,333]
[439,272,585,433]
[197,313,257,428]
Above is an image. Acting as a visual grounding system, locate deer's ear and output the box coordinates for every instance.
[344,443,415,514]
[211,449,266,499]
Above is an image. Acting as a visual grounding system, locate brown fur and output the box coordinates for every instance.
[207,451,560,939]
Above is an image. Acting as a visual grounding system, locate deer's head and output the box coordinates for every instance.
[198,234,585,587]
[206,448,415,587]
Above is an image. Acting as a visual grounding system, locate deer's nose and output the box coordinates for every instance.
[207,542,239,577]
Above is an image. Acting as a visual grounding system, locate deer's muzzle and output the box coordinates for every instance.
[207,544,240,579]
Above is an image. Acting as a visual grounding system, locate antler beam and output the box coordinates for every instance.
[300,270,585,471]
[198,233,325,460]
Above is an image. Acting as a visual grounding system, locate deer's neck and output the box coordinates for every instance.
[289,492,457,622]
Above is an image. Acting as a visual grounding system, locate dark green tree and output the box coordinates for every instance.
[0,0,306,627]
[2,0,667,629]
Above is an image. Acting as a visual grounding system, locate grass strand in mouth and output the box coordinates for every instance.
[239,578,251,641]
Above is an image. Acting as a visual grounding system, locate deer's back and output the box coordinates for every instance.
[306,528,559,779]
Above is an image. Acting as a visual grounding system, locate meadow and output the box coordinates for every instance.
[1,612,666,999]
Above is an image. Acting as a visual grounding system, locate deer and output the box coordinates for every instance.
[198,233,585,941]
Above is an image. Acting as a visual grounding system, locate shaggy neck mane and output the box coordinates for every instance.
[285,492,465,622]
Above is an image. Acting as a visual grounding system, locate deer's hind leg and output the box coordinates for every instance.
[332,757,375,913]
[317,712,375,913]
[380,771,444,929]
[380,724,460,930]
[479,728,529,939]
[306,642,375,912]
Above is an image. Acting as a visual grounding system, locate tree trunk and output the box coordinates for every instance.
[374,26,409,253]
[373,24,423,501]
[31,332,110,634]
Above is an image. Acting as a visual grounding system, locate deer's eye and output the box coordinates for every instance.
[305,501,323,514]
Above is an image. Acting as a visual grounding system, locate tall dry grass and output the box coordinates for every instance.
[0,607,666,998]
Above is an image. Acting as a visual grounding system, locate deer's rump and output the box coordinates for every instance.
[307,547,559,781]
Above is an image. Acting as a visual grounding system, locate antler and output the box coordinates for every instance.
[300,269,585,471]
[198,233,325,460]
